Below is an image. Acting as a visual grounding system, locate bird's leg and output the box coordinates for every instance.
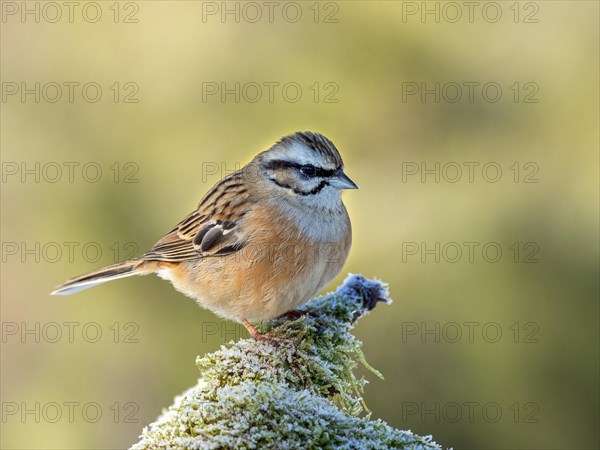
[241,318,295,344]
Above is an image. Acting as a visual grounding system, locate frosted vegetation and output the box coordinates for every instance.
[131,275,444,450]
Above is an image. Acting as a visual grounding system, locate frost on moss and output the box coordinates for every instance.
[131,274,444,450]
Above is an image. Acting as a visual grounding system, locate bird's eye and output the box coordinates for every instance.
[300,165,318,178]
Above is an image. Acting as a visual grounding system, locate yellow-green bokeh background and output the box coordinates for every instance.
[1,1,598,448]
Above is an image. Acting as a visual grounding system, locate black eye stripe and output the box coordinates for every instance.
[270,178,329,196]
[304,165,336,178]
[300,165,316,177]
[264,160,337,178]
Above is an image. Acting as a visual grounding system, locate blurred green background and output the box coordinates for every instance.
[1,1,598,449]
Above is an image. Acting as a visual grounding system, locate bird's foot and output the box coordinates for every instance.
[242,319,296,345]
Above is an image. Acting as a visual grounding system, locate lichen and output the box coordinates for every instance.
[131,274,445,450]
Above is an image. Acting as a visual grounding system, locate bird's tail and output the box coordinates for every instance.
[50,260,147,295]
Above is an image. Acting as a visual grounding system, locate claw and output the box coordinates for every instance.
[241,319,297,345]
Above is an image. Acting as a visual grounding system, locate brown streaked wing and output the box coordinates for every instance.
[141,175,252,263]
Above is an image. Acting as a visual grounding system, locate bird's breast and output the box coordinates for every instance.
[157,202,352,322]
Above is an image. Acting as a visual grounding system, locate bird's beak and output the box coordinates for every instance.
[329,170,359,190]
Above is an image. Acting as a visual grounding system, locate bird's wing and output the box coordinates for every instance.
[141,174,252,262]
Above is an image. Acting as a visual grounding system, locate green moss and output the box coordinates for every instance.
[131,275,445,450]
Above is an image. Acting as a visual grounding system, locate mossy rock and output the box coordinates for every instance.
[131,275,445,450]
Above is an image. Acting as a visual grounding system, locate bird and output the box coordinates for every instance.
[51,131,358,342]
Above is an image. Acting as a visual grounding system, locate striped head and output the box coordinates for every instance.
[253,132,358,208]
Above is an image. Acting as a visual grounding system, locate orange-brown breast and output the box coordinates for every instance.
[156,203,351,322]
